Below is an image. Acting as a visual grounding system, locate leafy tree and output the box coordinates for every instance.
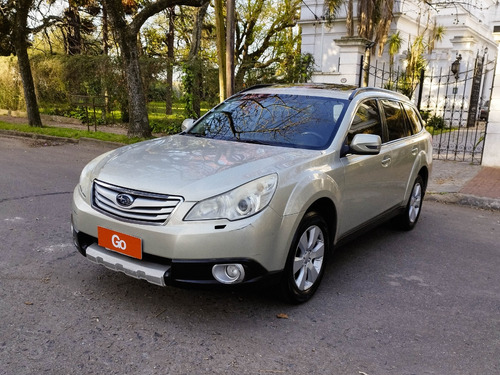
[102,0,209,138]
[399,23,444,98]
[2,0,44,126]
[234,0,304,90]
[386,31,403,87]
[0,4,15,56]
[61,0,101,55]
[325,0,394,53]
[142,7,177,114]
[357,0,394,56]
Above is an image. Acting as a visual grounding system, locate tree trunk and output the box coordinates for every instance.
[186,3,208,118]
[102,3,110,116]
[165,7,175,115]
[225,0,235,97]
[121,31,151,138]
[65,4,82,55]
[103,0,209,137]
[13,1,42,127]
[346,0,354,37]
[104,0,151,138]
[102,3,109,55]
[214,0,226,102]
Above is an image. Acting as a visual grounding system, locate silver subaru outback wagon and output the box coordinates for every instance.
[71,84,432,303]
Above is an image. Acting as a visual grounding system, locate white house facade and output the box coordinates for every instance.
[299,0,500,166]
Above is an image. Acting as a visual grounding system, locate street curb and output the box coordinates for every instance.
[426,192,500,211]
[0,129,78,143]
[79,137,124,148]
[0,130,123,148]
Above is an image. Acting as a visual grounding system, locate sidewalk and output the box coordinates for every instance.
[427,160,500,211]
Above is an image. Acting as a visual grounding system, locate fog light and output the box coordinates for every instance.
[212,264,245,284]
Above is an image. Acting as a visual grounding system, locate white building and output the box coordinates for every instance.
[299,0,500,166]
[300,0,497,87]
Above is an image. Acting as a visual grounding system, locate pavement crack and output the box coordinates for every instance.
[0,191,72,203]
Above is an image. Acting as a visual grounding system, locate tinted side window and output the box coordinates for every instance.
[347,99,383,144]
[403,103,423,134]
[381,100,411,141]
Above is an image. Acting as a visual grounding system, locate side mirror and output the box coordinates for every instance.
[350,134,381,155]
[181,118,195,132]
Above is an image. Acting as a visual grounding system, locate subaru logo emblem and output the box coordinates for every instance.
[116,193,134,207]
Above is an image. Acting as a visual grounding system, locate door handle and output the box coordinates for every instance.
[411,147,419,156]
[381,156,391,167]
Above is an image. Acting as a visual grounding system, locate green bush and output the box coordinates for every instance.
[426,115,446,130]
[419,110,430,122]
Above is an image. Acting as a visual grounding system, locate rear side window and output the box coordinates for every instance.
[347,99,383,144]
[403,103,423,134]
[381,100,411,141]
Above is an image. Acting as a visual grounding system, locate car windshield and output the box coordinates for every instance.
[186,93,348,149]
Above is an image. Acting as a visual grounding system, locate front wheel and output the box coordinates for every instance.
[397,175,425,231]
[281,211,329,304]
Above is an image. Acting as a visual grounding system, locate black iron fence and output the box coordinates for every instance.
[361,54,495,164]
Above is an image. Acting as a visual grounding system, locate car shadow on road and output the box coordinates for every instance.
[78,220,411,318]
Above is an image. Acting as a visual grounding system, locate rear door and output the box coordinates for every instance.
[380,99,419,206]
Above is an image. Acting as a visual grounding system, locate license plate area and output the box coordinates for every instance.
[98,227,142,260]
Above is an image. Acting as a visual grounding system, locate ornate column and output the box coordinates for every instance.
[333,36,371,86]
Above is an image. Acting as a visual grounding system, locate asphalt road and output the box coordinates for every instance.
[1,137,499,375]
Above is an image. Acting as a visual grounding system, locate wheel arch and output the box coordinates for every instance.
[306,198,338,247]
[404,154,430,202]
[276,171,341,265]
[418,165,429,192]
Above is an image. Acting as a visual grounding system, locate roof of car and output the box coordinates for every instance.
[239,83,410,102]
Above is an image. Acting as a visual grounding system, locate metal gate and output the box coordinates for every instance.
[362,53,495,165]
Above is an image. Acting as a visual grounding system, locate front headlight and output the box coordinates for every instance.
[77,151,113,200]
[78,162,94,199]
[184,174,278,221]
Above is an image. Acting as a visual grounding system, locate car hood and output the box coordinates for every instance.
[92,135,319,200]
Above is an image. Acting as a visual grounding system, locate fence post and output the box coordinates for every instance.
[358,55,364,88]
[417,68,425,110]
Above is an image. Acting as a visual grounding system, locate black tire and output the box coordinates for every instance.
[281,211,329,304]
[397,175,425,231]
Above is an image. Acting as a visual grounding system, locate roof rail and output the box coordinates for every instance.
[348,87,408,101]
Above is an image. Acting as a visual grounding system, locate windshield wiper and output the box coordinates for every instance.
[183,132,206,138]
[236,139,269,145]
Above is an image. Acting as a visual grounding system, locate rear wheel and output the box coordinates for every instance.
[281,211,329,304]
[397,175,425,230]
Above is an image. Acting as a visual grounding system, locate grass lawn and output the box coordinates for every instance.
[35,101,211,136]
[0,121,144,144]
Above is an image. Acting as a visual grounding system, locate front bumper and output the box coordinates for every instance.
[73,231,281,287]
[72,187,295,287]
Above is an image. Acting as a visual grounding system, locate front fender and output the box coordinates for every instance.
[268,170,341,269]
[282,170,341,217]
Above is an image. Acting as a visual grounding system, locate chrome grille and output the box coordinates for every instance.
[92,180,183,225]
